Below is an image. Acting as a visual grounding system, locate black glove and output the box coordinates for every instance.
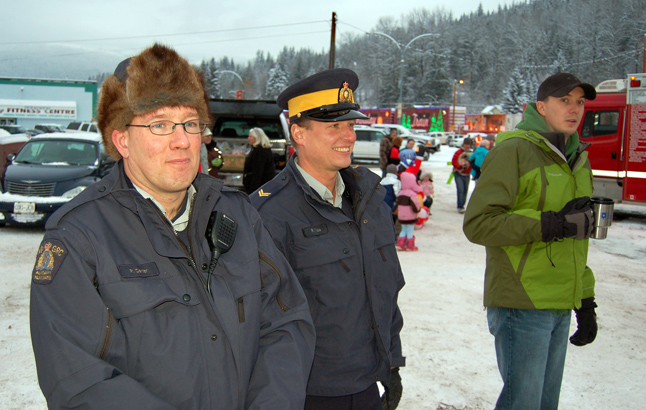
[541,197,594,242]
[381,368,402,410]
[570,297,598,346]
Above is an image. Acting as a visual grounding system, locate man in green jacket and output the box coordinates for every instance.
[463,73,599,410]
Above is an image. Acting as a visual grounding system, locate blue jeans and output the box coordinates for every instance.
[454,172,470,209]
[487,307,571,410]
[399,224,414,239]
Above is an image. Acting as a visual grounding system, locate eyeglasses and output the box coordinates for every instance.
[126,120,208,136]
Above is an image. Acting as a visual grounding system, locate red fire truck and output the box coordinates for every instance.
[579,73,646,204]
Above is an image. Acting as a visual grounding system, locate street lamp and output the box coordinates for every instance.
[219,70,245,97]
[451,79,464,132]
[372,32,438,123]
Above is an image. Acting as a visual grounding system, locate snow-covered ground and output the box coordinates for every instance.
[1,147,645,409]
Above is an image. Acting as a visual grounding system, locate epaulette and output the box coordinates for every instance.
[249,171,291,209]
[46,176,114,229]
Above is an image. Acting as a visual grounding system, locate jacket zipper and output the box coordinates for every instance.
[98,307,114,360]
[237,297,245,322]
[258,252,289,312]
[147,197,207,290]
[355,179,381,223]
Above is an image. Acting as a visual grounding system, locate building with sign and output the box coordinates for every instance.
[357,106,466,133]
[0,77,97,130]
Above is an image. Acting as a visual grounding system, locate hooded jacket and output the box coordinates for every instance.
[463,103,595,310]
[396,172,422,224]
[30,163,315,410]
[250,158,405,396]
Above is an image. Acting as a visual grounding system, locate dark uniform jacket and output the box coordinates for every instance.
[251,158,405,396]
[30,162,315,410]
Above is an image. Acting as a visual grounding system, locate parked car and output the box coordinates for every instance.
[207,99,289,188]
[35,123,65,133]
[369,124,439,160]
[0,124,30,135]
[448,134,466,147]
[353,127,386,161]
[0,132,116,226]
[0,124,41,137]
[426,131,450,145]
[66,121,98,133]
[411,131,442,157]
[370,124,417,139]
[1,130,28,178]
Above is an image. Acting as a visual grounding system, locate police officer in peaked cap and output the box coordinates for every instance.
[251,68,406,410]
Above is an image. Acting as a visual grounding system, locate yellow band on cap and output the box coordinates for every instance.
[288,88,354,118]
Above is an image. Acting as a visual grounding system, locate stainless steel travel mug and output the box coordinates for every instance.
[590,197,614,239]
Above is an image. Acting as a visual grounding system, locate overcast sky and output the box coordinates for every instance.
[3,0,512,66]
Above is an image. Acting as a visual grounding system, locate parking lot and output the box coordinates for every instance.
[1,147,645,409]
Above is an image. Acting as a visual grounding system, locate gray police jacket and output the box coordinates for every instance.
[30,162,315,409]
[251,158,405,396]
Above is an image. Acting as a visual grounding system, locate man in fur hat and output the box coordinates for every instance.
[30,43,315,410]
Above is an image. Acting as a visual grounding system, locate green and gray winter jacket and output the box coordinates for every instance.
[463,103,595,310]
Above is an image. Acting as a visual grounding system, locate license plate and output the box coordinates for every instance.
[14,202,36,214]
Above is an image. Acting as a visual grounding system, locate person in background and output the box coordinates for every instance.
[243,127,276,194]
[381,163,401,227]
[469,138,491,181]
[398,138,417,163]
[206,137,224,178]
[379,128,395,176]
[419,170,434,212]
[486,134,496,148]
[463,72,598,410]
[251,68,406,410]
[29,43,315,410]
[200,127,212,173]
[452,137,473,213]
[388,136,403,166]
[395,172,422,251]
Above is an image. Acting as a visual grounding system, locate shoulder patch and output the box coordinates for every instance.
[32,240,68,284]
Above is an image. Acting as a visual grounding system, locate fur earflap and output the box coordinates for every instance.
[98,43,210,159]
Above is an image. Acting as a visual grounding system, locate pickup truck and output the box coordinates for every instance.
[208,99,290,188]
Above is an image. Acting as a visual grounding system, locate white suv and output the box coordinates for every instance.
[66,121,98,133]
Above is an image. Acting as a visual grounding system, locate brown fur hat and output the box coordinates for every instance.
[98,43,210,159]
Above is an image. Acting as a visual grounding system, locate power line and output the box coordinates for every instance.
[337,20,371,35]
[521,49,641,69]
[0,29,330,63]
[0,20,329,45]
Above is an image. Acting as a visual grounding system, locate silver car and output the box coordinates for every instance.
[353,128,386,161]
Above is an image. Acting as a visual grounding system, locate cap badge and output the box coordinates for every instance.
[338,81,354,104]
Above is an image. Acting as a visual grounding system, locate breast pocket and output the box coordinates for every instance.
[98,272,200,320]
[289,229,357,277]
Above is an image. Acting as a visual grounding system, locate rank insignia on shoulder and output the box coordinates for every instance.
[32,240,67,284]
[258,189,271,197]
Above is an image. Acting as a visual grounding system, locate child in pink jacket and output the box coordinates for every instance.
[396,172,422,251]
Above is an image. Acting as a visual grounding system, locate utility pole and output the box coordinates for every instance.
[643,33,645,73]
[329,12,337,69]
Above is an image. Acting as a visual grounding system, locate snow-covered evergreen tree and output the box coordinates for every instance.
[265,65,289,99]
[501,67,528,114]
[207,58,221,99]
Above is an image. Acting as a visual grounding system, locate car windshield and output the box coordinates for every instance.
[15,140,97,165]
